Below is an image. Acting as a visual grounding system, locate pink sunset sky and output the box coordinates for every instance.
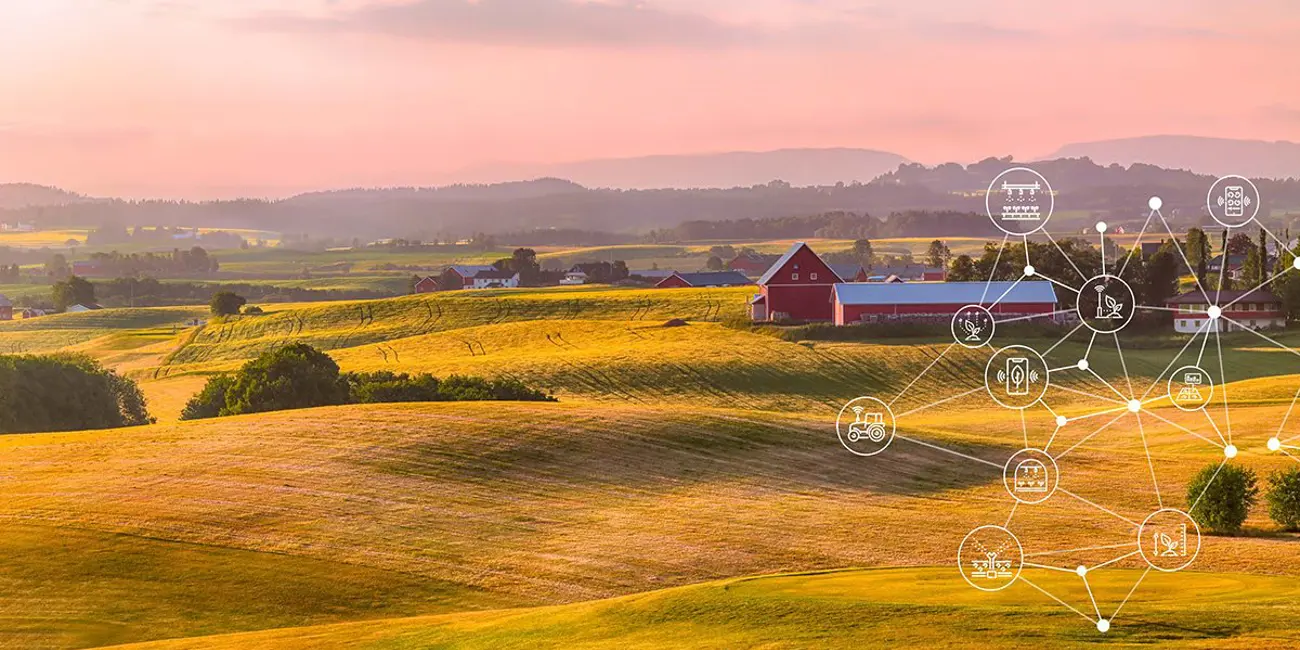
[1,0,1298,199]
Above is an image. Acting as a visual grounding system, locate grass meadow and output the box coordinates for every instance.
[2,282,1300,647]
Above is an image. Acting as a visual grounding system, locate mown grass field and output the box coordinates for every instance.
[113,567,1300,649]
[4,282,1300,647]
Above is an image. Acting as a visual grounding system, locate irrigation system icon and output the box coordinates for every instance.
[1094,285,1123,319]
[836,177,1296,633]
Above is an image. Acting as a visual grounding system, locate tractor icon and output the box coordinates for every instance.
[847,406,887,443]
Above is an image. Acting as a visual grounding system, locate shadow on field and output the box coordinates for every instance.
[367,407,1010,496]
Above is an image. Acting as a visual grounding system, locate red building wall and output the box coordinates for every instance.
[655,274,692,288]
[763,245,840,321]
[413,277,439,294]
[836,301,1056,325]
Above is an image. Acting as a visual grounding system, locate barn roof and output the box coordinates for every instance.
[758,242,843,285]
[673,271,753,287]
[828,264,864,281]
[832,280,1057,305]
[473,268,518,280]
[446,264,497,277]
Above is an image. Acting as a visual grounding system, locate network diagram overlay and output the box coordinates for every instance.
[835,168,1299,634]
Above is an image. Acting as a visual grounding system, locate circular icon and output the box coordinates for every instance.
[1167,364,1214,411]
[952,304,995,349]
[1077,274,1135,334]
[986,167,1054,235]
[1138,508,1200,572]
[1003,448,1059,504]
[985,345,1050,409]
[1207,175,1260,228]
[835,396,896,457]
[958,525,1023,592]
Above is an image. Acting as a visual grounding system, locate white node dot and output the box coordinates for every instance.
[1077,359,1089,371]
[1095,222,1107,233]
[1208,305,1222,320]
[1024,265,1036,277]
[1097,619,1110,633]
[1056,415,1068,428]
[1075,565,1087,577]
[1128,399,1141,413]
[1149,196,1162,210]
[1225,444,1238,459]
[1269,437,1282,452]
[1293,257,1300,271]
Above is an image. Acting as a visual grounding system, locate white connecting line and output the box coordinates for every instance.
[836,190,1299,633]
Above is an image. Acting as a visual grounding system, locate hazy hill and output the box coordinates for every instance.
[452,148,909,189]
[1046,135,1300,180]
[0,182,88,209]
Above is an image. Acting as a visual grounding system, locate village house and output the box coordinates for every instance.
[0,294,12,321]
[831,281,1059,326]
[828,264,870,283]
[864,265,945,282]
[655,271,753,289]
[438,265,521,290]
[727,252,780,276]
[1166,289,1284,333]
[412,276,440,293]
[560,270,588,285]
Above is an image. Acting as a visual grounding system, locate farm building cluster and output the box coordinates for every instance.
[397,241,1281,332]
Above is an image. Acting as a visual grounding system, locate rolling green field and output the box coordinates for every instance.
[3,280,1300,648]
[113,568,1300,649]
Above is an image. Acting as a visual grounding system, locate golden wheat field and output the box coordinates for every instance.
[3,284,1300,647]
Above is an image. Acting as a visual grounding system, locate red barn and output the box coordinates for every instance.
[751,242,843,322]
[831,281,1059,325]
[829,264,870,283]
[413,276,439,293]
[440,265,498,290]
[728,252,780,276]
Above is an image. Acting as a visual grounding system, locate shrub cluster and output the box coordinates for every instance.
[0,354,153,434]
[181,344,554,420]
[1186,462,1300,534]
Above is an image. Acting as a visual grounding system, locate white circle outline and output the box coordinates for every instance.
[1167,364,1214,412]
[1206,174,1261,228]
[984,344,1051,410]
[951,304,996,349]
[1002,448,1059,505]
[1077,274,1136,334]
[958,524,1024,592]
[985,167,1054,236]
[1137,508,1201,573]
[835,396,896,457]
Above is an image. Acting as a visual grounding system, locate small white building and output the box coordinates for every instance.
[1166,289,1285,333]
[467,269,520,289]
[560,271,589,285]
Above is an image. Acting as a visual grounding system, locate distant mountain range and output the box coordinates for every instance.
[449,148,910,189]
[1046,135,1300,180]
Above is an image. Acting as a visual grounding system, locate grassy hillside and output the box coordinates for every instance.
[2,399,1299,647]
[111,568,1300,649]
